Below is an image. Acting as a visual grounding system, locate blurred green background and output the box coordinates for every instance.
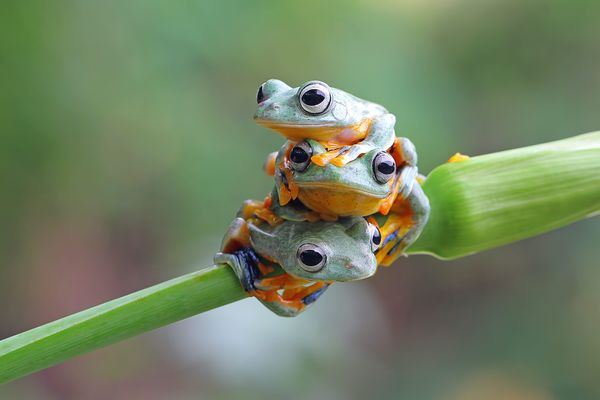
[1,1,599,399]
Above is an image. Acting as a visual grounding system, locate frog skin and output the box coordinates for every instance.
[264,137,430,260]
[255,79,396,167]
[214,210,381,317]
[269,136,422,214]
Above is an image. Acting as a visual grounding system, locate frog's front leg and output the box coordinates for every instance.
[390,136,421,199]
[331,114,396,167]
[238,197,284,226]
[377,183,430,266]
[312,114,396,167]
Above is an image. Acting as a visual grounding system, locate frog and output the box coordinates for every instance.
[254,79,396,167]
[214,209,381,317]
[271,138,417,216]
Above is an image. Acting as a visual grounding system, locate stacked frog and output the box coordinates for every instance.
[215,80,430,317]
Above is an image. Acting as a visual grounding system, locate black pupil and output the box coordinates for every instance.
[290,146,309,164]
[302,89,326,106]
[372,229,382,245]
[377,159,395,175]
[256,86,264,103]
[300,249,323,266]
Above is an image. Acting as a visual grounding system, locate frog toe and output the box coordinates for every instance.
[329,154,354,167]
[330,144,371,167]
[311,151,339,167]
[215,248,262,293]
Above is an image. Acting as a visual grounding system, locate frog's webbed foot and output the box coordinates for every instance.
[238,198,283,226]
[389,136,421,199]
[377,164,418,215]
[329,143,376,167]
[214,247,262,292]
[397,165,418,199]
[377,183,430,266]
[310,146,350,167]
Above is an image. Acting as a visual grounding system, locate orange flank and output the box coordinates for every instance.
[448,152,470,163]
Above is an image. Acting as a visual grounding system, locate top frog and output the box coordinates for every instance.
[254,79,396,167]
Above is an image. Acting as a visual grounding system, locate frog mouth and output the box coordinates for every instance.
[295,181,389,198]
[254,119,336,129]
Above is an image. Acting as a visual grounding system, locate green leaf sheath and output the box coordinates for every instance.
[0,267,247,384]
[408,132,600,258]
[1,132,598,384]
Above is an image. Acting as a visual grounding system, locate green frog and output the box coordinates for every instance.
[255,79,396,167]
[265,138,430,265]
[214,211,381,317]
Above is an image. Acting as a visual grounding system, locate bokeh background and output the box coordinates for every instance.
[1,1,600,399]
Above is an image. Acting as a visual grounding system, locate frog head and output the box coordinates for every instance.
[254,79,387,143]
[248,217,380,281]
[276,139,398,216]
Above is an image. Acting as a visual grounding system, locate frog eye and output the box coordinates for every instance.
[256,84,265,104]
[368,223,382,252]
[373,152,396,184]
[298,81,332,115]
[297,243,327,272]
[289,141,313,172]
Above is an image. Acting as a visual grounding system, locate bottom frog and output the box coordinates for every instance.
[214,213,381,317]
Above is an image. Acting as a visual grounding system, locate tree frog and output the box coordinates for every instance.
[255,79,396,167]
[214,211,381,317]
[264,138,430,262]
[272,138,421,216]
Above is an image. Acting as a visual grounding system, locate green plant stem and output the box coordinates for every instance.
[410,131,600,258]
[1,132,599,384]
[0,266,247,384]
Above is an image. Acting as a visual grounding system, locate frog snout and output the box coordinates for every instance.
[341,259,377,280]
[254,102,281,121]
